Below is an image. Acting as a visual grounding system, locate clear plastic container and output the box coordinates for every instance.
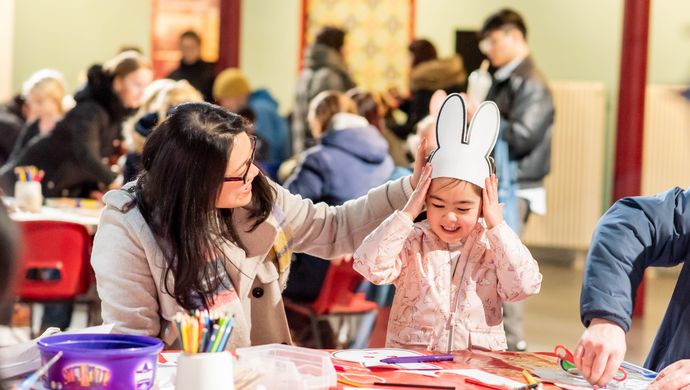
[234,344,336,390]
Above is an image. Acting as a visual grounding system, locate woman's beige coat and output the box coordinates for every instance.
[91,178,412,348]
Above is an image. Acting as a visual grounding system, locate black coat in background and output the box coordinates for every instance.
[486,56,554,188]
[0,65,130,197]
[168,59,216,102]
[0,113,22,167]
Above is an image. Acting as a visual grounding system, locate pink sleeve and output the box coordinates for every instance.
[485,222,543,302]
[353,210,414,285]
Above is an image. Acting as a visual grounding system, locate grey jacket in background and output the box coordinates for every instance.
[291,43,356,155]
[487,56,554,189]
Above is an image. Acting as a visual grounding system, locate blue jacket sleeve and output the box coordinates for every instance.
[283,152,325,202]
[580,187,690,332]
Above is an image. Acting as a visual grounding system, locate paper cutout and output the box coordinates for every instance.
[331,348,439,370]
[429,93,499,189]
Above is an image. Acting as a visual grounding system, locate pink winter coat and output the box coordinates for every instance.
[353,210,542,352]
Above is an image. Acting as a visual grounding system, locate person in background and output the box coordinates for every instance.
[385,39,466,142]
[122,79,204,184]
[5,70,71,164]
[1,51,152,199]
[346,88,409,168]
[282,91,394,331]
[168,31,216,102]
[0,95,27,167]
[0,203,18,390]
[292,26,356,155]
[467,9,554,351]
[213,68,289,179]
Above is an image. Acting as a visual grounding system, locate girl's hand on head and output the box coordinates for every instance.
[411,138,429,189]
[482,174,504,229]
[403,163,432,221]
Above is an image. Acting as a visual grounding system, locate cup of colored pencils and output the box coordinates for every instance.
[14,166,44,212]
[174,310,236,390]
[174,310,235,354]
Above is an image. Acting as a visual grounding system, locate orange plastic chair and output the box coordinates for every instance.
[15,221,94,331]
[283,261,378,348]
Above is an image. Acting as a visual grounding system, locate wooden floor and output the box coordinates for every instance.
[524,261,679,365]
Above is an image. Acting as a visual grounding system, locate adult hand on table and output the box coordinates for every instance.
[648,359,690,390]
[574,318,626,387]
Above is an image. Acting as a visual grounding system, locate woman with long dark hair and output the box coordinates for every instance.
[91,102,423,348]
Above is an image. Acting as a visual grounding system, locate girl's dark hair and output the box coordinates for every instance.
[346,88,382,130]
[136,102,276,309]
[408,39,438,68]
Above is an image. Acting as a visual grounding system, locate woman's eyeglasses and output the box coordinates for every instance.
[223,136,256,184]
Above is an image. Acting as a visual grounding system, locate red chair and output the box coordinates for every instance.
[283,262,378,348]
[15,221,94,332]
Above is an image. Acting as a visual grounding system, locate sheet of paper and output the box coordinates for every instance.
[331,348,439,370]
[444,368,525,387]
[0,324,113,379]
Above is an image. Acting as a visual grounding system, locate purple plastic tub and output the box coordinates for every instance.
[37,333,164,390]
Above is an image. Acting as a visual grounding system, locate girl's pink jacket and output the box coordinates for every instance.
[353,211,542,352]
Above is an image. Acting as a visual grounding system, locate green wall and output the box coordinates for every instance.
[240,0,301,115]
[649,0,690,85]
[12,0,150,94]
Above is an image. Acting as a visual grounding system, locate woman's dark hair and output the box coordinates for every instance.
[480,8,527,39]
[136,102,276,309]
[346,88,382,130]
[315,26,346,52]
[408,39,438,68]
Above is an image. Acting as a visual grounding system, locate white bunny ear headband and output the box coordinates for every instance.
[428,93,500,189]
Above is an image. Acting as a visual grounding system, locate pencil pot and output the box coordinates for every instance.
[15,180,43,212]
[175,352,234,390]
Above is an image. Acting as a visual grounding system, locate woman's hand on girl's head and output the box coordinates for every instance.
[411,138,429,189]
[482,174,504,229]
[403,163,432,221]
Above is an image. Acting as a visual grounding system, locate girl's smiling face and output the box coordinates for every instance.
[426,178,482,243]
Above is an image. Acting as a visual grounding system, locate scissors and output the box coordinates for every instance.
[554,344,627,382]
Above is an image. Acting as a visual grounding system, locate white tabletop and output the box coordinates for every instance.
[4,198,102,234]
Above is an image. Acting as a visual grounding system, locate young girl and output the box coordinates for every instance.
[353,93,542,352]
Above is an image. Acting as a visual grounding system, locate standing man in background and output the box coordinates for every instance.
[168,31,216,102]
[472,8,555,351]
